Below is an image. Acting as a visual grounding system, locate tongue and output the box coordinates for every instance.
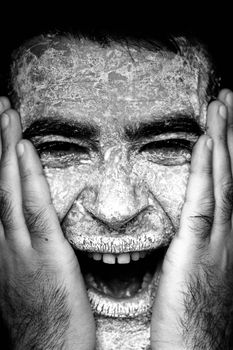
[94,275,142,298]
[90,259,146,298]
[79,247,167,299]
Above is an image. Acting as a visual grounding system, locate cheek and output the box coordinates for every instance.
[44,166,88,221]
[44,161,190,230]
[141,163,190,230]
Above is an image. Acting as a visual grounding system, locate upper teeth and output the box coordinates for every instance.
[87,251,149,264]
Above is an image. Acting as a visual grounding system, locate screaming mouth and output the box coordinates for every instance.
[75,246,167,318]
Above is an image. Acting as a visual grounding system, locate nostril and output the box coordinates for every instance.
[81,188,98,206]
[85,207,146,230]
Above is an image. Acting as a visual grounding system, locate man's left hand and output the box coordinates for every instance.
[151,89,233,350]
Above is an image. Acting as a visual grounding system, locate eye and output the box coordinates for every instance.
[140,138,193,165]
[37,141,88,157]
[35,140,90,168]
[141,139,192,152]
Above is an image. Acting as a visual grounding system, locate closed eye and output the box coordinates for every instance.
[140,138,192,152]
[36,141,88,156]
[34,140,92,169]
[140,138,194,165]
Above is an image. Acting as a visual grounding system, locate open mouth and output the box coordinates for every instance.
[76,246,167,318]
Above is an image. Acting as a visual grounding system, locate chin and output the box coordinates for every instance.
[94,313,151,349]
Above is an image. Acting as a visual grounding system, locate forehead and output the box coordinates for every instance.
[12,37,212,130]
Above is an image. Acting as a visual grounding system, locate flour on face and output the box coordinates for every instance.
[11,35,216,350]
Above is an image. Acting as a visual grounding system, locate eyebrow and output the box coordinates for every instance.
[23,117,100,141]
[124,113,203,141]
[22,113,203,143]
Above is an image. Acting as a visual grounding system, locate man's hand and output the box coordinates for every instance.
[151,89,233,350]
[0,98,95,350]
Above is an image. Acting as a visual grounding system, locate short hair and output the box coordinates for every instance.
[8,30,220,109]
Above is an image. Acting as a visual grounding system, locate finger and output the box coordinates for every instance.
[0,111,30,246]
[178,134,214,243]
[16,139,65,247]
[0,97,11,114]
[0,97,11,156]
[218,89,233,174]
[206,100,233,234]
[218,89,233,122]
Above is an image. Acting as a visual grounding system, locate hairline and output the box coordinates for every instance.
[9,31,220,107]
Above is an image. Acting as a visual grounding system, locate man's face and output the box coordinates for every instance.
[13,38,211,349]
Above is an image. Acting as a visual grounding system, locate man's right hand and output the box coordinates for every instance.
[0,97,96,350]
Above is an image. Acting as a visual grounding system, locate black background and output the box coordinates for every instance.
[0,5,232,94]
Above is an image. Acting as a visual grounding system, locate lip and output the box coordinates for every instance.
[74,246,165,318]
[63,200,176,254]
[85,265,162,318]
[64,203,172,318]
[66,228,173,254]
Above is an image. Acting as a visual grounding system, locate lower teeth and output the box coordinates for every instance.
[138,272,153,293]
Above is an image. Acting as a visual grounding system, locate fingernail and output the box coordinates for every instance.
[219,105,227,119]
[226,92,233,107]
[1,113,9,129]
[206,137,213,151]
[16,142,24,157]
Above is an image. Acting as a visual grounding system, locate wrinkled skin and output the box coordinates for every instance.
[10,41,209,349]
[11,37,212,349]
[1,35,233,349]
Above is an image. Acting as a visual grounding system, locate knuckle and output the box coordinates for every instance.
[0,186,15,228]
[24,204,53,238]
[21,168,45,183]
[185,192,215,214]
[189,164,212,177]
[217,133,227,144]
[20,168,34,182]
[0,185,12,209]
[23,189,51,212]
[188,213,213,240]
[217,180,233,223]
[221,181,233,200]
[199,163,212,175]
[198,196,215,214]
[0,155,13,169]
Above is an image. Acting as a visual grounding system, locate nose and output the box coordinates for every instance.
[82,147,148,230]
[83,177,147,230]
